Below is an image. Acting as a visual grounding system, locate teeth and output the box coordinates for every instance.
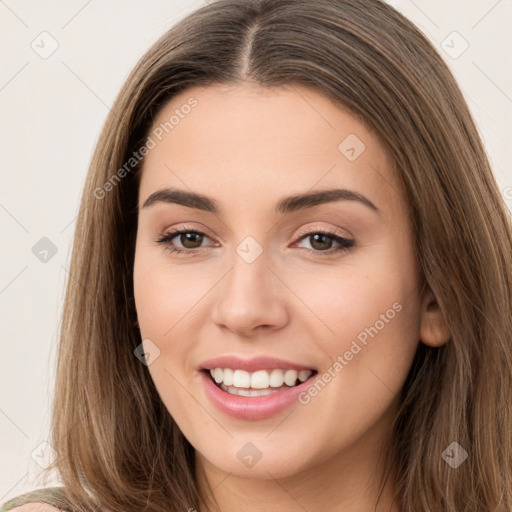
[208,368,314,390]
[220,383,284,397]
[284,369,298,386]
[250,369,269,389]
[233,369,251,388]
[213,368,223,384]
[298,370,312,382]
[269,369,284,387]
[223,368,234,386]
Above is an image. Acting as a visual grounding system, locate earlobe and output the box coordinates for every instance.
[419,288,451,347]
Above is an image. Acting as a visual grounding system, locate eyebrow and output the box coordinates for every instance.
[141,187,381,215]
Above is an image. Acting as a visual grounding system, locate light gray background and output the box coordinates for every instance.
[1,0,511,501]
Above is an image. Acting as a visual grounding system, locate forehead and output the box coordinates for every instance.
[138,83,403,217]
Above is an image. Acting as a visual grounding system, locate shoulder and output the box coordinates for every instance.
[0,487,71,512]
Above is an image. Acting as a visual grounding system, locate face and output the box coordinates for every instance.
[133,84,425,481]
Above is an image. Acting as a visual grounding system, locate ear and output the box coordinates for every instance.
[419,286,451,347]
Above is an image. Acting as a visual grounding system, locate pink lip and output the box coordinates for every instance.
[199,355,315,372]
[199,370,317,420]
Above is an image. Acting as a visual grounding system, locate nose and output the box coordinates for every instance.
[210,245,289,336]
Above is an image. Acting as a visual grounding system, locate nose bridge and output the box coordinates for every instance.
[236,236,269,283]
[225,237,272,306]
[211,235,288,333]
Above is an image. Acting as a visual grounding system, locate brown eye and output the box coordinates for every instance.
[295,229,355,255]
[177,232,204,249]
[154,229,212,255]
[308,233,334,251]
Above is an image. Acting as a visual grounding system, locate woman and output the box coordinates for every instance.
[2,0,511,511]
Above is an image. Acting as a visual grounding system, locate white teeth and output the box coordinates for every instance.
[269,369,284,387]
[233,369,251,388]
[223,368,234,386]
[298,369,312,382]
[208,367,314,391]
[284,369,298,386]
[220,383,283,396]
[213,368,223,384]
[250,369,270,389]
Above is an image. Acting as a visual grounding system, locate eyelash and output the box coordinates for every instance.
[154,225,355,257]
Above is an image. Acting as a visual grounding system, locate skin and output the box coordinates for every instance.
[133,83,450,512]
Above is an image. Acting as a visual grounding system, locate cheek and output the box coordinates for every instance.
[133,250,204,424]
[293,244,419,346]
[133,243,210,343]
[292,265,421,448]
[293,236,422,396]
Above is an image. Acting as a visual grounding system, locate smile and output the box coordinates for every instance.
[208,368,314,396]
[200,366,318,420]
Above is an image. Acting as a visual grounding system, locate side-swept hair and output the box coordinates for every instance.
[37,1,512,511]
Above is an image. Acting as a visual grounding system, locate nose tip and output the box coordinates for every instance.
[210,252,288,336]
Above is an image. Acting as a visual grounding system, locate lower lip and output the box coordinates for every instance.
[199,370,316,420]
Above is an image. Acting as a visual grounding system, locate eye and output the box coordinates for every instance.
[294,227,355,256]
[154,226,355,256]
[153,226,214,255]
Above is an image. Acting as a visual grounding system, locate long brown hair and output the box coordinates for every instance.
[35,1,512,510]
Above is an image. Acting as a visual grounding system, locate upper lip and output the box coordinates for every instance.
[199,355,316,373]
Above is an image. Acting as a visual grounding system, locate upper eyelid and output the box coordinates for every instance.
[159,224,216,241]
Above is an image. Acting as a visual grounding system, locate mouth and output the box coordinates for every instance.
[201,367,318,397]
[198,355,319,419]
